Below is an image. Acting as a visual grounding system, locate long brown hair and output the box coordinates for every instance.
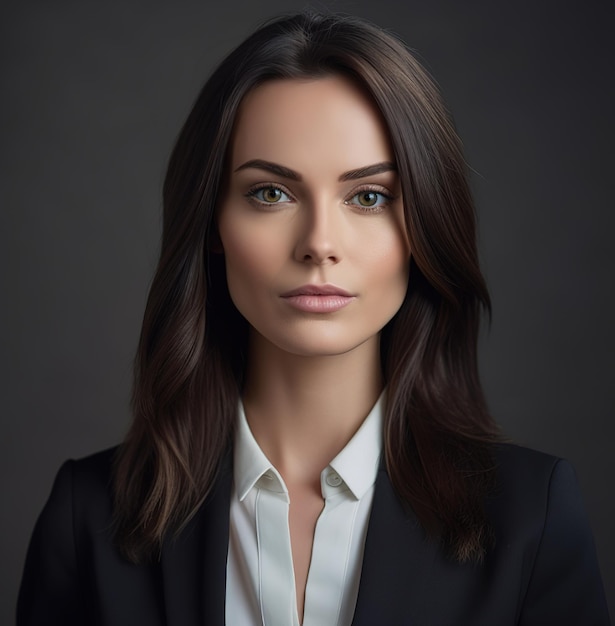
[114,11,499,564]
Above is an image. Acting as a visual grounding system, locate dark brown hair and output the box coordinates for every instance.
[114,11,499,564]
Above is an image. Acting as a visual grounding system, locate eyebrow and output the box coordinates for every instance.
[233,159,397,182]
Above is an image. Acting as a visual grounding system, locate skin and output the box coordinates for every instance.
[217,75,411,622]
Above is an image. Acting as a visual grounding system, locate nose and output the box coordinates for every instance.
[293,197,341,265]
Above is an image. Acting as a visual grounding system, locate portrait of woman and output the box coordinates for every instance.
[10,6,612,626]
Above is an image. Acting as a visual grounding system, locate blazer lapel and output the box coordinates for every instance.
[160,453,232,626]
[352,467,437,625]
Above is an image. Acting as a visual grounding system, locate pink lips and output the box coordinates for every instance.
[280,284,355,313]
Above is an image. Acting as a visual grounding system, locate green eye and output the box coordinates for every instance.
[347,189,390,211]
[252,186,291,203]
[357,191,378,206]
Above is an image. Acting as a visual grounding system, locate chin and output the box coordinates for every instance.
[264,330,379,359]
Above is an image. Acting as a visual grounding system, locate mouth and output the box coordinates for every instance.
[280,284,355,313]
[280,284,353,297]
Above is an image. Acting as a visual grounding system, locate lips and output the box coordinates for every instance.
[280,284,355,313]
[280,284,353,297]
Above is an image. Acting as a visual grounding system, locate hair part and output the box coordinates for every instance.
[113,10,499,564]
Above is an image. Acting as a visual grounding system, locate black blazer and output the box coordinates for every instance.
[18,443,610,625]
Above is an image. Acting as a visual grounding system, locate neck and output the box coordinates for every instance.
[242,332,383,489]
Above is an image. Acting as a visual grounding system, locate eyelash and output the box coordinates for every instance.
[245,183,394,213]
[245,184,293,207]
[345,185,393,213]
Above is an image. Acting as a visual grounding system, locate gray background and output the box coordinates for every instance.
[2,0,613,621]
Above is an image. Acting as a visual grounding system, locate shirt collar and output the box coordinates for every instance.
[328,390,384,500]
[234,402,286,501]
[233,390,384,502]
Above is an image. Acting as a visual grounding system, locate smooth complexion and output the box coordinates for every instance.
[217,75,411,620]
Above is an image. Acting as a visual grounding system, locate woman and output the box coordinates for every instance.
[18,11,609,626]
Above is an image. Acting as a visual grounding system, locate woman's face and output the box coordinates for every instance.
[217,75,410,359]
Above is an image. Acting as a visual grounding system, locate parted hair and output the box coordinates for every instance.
[113,10,499,564]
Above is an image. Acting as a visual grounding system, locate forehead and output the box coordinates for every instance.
[229,75,394,173]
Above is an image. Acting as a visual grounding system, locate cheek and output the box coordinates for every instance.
[376,253,410,308]
[359,224,410,292]
[218,214,281,295]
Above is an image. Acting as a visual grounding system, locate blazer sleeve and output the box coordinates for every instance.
[17,460,87,626]
[518,459,611,626]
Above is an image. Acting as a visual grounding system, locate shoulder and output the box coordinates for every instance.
[41,446,120,532]
[488,442,588,514]
[487,443,610,623]
[491,442,562,502]
[70,445,118,483]
[492,440,562,481]
[486,443,596,583]
[18,447,122,624]
[487,442,581,539]
[54,446,119,495]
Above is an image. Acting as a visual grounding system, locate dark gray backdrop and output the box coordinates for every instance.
[2,0,613,621]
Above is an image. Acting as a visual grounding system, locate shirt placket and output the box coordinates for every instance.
[256,477,297,626]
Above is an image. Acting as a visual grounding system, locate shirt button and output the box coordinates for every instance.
[263,471,274,480]
[326,471,343,487]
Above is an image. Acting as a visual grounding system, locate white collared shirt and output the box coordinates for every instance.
[225,393,384,626]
